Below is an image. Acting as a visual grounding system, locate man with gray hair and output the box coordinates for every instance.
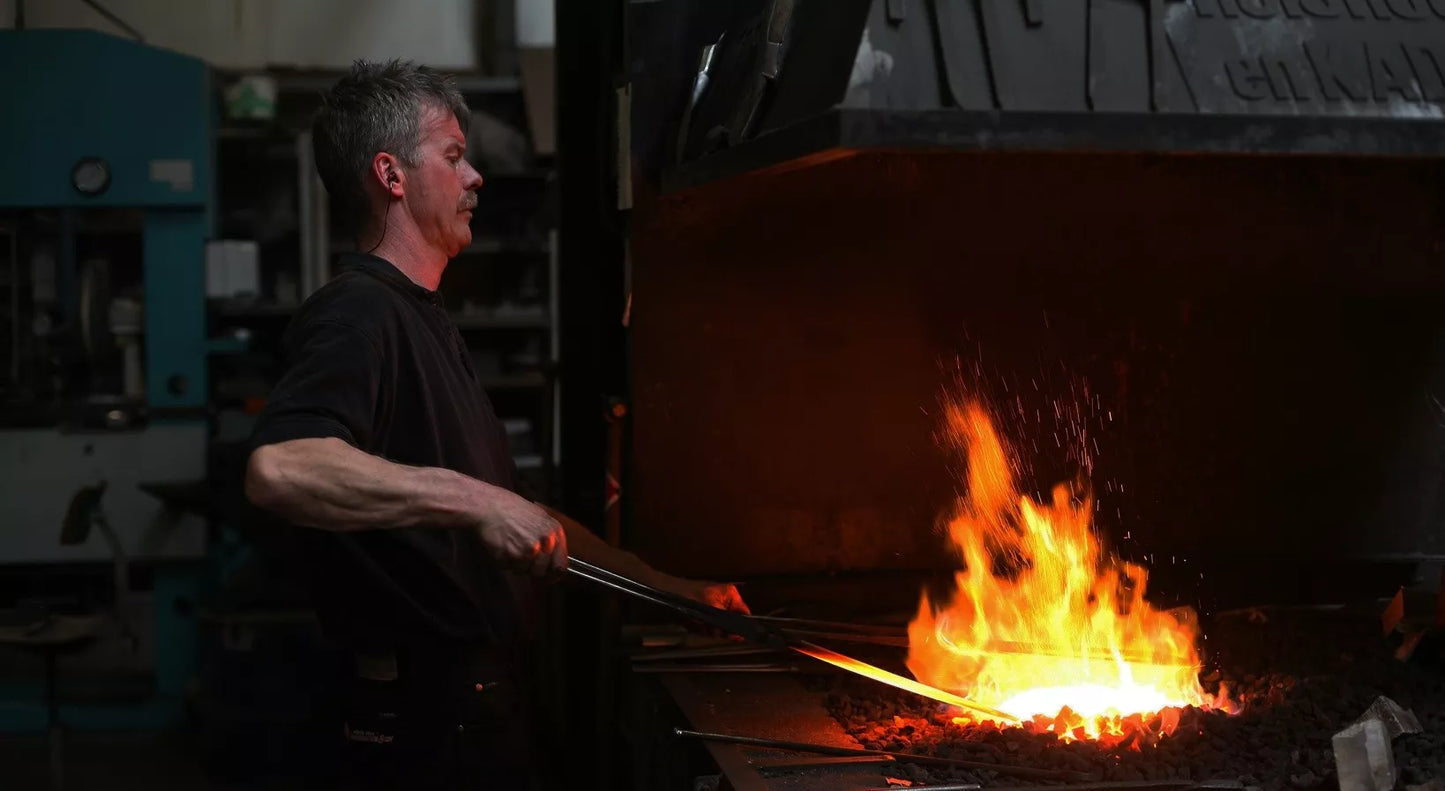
[244,60,747,789]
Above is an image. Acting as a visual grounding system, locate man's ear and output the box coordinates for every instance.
[370,153,404,197]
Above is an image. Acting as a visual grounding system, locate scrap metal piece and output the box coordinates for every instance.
[1334,718,1397,791]
[1356,696,1423,739]
[1334,695,1424,791]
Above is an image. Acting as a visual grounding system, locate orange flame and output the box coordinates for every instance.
[906,399,1230,745]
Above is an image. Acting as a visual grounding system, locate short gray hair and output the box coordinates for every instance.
[312,59,471,235]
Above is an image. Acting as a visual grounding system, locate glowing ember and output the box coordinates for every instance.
[906,398,1232,744]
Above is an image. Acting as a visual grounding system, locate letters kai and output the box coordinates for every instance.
[1188,0,1445,104]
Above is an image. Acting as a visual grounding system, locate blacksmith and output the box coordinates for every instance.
[244,59,748,790]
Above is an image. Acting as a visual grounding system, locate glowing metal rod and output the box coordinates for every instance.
[791,641,1021,723]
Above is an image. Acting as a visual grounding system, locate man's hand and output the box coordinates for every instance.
[473,490,568,577]
[696,581,750,614]
[661,577,751,615]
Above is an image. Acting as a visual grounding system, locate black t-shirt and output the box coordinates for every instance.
[249,253,531,649]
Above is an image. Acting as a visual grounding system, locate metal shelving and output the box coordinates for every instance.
[256,71,523,97]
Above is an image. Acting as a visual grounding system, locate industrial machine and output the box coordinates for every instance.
[0,28,213,733]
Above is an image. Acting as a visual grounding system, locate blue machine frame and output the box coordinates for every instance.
[0,28,213,731]
[0,28,211,410]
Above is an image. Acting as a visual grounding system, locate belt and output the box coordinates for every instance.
[349,644,530,736]
[352,643,518,684]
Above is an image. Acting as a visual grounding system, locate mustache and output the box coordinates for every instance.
[459,193,478,211]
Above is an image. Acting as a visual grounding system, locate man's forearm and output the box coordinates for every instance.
[246,437,504,532]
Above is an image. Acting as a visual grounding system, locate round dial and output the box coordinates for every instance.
[72,158,111,196]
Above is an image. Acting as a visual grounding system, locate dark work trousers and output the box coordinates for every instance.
[340,644,540,790]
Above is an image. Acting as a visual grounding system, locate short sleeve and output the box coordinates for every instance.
[249,318,383,452]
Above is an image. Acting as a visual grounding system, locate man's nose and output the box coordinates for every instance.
[463,160,484,190]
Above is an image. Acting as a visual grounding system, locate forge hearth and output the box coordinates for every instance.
[620,583,1445,791]
[812,607,1445,790]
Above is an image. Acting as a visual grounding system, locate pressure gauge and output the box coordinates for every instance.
[72,157,111,196]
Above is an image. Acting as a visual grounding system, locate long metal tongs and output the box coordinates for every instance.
[566,558,784,647]
[565,558,1019,723]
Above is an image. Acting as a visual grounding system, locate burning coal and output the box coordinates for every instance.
[906,398,1233,744]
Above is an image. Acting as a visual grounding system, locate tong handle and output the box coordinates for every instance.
[566,559,779,646]
[567,559,700,618]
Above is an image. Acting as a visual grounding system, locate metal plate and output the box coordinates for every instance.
[662,672,891,791]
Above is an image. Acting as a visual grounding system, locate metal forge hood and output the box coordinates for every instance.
[649,0,1445,191]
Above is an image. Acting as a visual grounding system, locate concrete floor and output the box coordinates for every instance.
[0,729,343,791]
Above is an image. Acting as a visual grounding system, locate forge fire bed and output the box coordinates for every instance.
[655,606,1445,791]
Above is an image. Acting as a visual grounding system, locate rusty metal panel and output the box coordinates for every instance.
[628,151,1445,584]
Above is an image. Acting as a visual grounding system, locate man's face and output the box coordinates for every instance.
[404,105,483,258]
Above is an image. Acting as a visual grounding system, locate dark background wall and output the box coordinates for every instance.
[628,150,1445,606]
